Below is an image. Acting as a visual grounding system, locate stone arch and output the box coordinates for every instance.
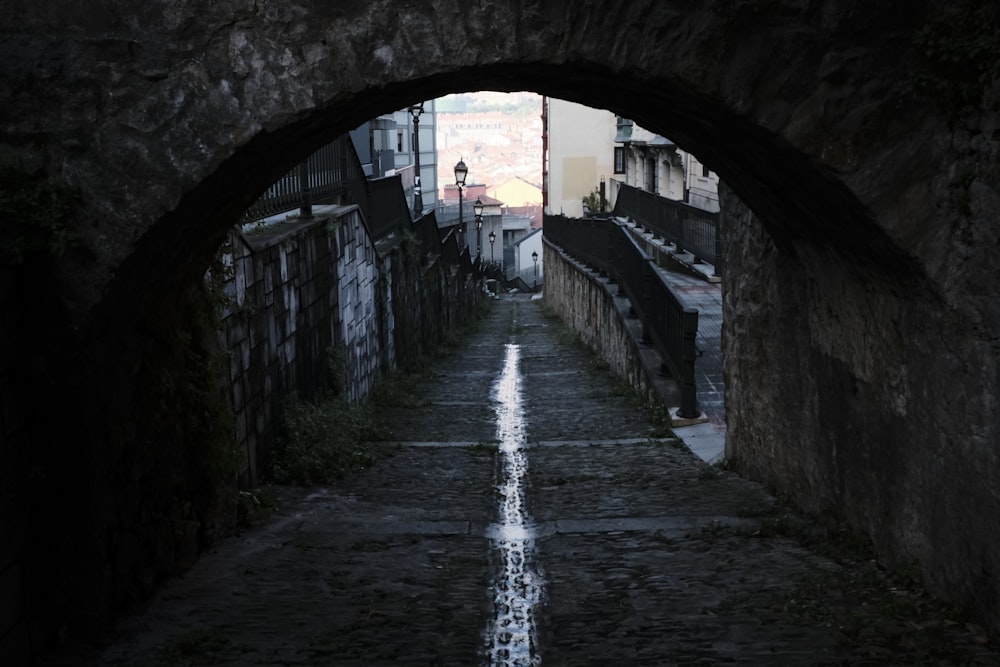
[3,0,999,650]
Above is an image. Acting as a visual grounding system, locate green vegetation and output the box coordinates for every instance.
[582,188,608,215]
[272,276,493,485]
[235,487,277,528]
[273,392,395,485]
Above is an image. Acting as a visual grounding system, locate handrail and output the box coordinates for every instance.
[612,181,722,276]
[241,136,360,223]
[544,214,699,418]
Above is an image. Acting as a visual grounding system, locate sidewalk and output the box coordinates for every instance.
[56,295,997,666]
[615,217,728,464]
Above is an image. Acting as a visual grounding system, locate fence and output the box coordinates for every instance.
[612,181,723,276]
[544,215,699,417]
[241,136,361,222]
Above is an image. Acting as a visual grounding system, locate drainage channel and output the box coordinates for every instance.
[484,343,543,666]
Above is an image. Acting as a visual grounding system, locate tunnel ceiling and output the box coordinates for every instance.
[0,0,974,319]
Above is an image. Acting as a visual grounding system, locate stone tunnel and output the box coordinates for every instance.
[1,0,998,657]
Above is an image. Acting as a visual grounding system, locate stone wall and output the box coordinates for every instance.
[220,206,478,486]
[0,204,480,659]
[220,206,384,484]
[543,239,673,410]
[721,183,1000,633]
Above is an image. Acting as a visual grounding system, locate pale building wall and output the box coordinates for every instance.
[491,178,542,207]
[546,98,617,218]
[392,100,439,210]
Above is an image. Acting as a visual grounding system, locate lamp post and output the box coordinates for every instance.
[474,197,484,260]
[489,230,496,263]
[455,158,468,248]
[532,250,539,292]
[408,102,425,216]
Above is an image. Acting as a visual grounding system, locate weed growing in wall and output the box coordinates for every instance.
[273,393,394,485]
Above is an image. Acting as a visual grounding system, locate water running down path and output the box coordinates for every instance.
[65,294,997,666]
[485,344,542,666]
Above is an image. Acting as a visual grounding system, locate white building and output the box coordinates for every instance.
[354,101,441,214]
[512,228,544,290]
[543,98,618,218]
[613,118,719,213]
[544,99,720,215]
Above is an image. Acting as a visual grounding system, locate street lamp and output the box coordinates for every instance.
[474,197,484,259]
[532,250,539,292]
[455,158,468,248]
[408,102,425,216]
[489,230,496,263]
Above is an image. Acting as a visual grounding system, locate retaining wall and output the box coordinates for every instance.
[543,238,679,411]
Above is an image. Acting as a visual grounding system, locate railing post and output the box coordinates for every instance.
[713,214,723,278]
[673,207,685,255]
[678,307,699,418]
[614,224,627,297]
[298,162,313,218]
[640,260,653,343]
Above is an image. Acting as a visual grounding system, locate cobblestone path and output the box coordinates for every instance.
[80,294,997,666]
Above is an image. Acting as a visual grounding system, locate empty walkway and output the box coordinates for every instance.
[63,294,996,666]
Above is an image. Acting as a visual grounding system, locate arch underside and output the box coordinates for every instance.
[2,0,998,644]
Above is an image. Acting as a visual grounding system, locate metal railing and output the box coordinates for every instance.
[241,136,361,223]
[612,181,722,276]
[238,133,486,292]
[545,214,699,417]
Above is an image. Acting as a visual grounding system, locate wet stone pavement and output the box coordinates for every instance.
[80,294,999,666]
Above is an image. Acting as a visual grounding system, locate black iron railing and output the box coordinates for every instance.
[545,214,699,418]
[612,181,722,276]
[242,136,361,223]
[239,134,485,294]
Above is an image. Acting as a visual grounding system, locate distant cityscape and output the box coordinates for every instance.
[435,92,544,207]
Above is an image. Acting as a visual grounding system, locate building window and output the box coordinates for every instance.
[397,130,404,153]
[614,147,626,174]
[702,164,710,178]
